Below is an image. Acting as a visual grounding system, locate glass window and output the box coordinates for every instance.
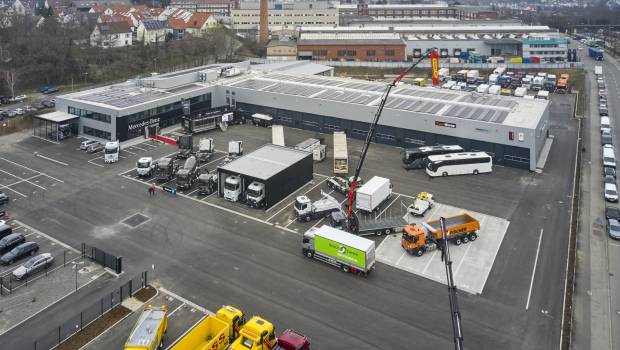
[83,126,111,140]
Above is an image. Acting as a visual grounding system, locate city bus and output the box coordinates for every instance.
[425,152,493,177]
[402,145,464,170]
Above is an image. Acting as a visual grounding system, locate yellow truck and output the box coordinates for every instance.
[228,316,277,350]
[125,305,168,350]
[170,306,246,350]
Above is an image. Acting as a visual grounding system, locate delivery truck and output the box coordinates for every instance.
[302,225,376,276]
[124,305,168,350]
[355,176,392,213]
[170,305,246,350]
[589,47,604,61]
[466,70,479,84]
[294,191,341,222]
[401,213,481,256]
[595,65,603,76]
[333,132,348,174]
[228,140,243,157]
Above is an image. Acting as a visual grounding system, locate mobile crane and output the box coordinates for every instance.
[342,50,465,349]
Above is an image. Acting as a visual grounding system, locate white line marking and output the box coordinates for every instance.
[422,250,437,275]
[303,178,328,195]
[88,159,105,168]
[205,155,226,166]
[311,217,326,229]
[526,228,544,310]
[0,169,46,190]
[168,302,186,317]
[394,251,408,265]
[265,180,315,215]
[186,188,200,196]
[122,148,137,155]
[609,242,620,247]
[0,157,64,183]
[34,154,68,166]
[6,174,43,186]
[376,194,401,218]
[158,287,210,314]
[284,218,296,228]
[0,184,27,198]
[13,220,80,253]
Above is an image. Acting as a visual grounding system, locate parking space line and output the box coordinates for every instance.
[376,195,401,218]
[422,250,438,274]
[158,287,210,314]
[13,220,81,253]
[34,153,69,166]
[284,218,296,228]
[205,155,226,166]
[132,145,148,152]
[123,148,137,155]
[0,184,27,198]
[186,189,200,196]
[6,174,43,186]
[303,178,328,195]
[1,255,81,287]
[526,228,544,310]
[311,217,326,229]
[0,169,46,191]
[266,180,315,215]
[203,192,218,200]
[168,302,186,317]
[88,158,105,168]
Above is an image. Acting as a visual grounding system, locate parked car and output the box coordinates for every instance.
[11,95,26,102]
[14,108,24,115]
[12,253,54,280]
[608,218,620,239]
[43,86,58,94]
[605,183,619,202]
[599,89,607,96]
[0,233,25,254]
[86,142,104,153]
[80,139,99,150]
[0,190,8,205]
[605,175,616,185]
[6,110,16,118]
[606,206,620,220]
[23,105,36,113]
[602,131,613,145]
[0,241,39,265]
[41,100,55,108]
[605,166,617,178]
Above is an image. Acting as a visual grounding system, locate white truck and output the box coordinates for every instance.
[224,175,242,202]
[295,138,327,161]
[302,225,376,276]
[487,74,499,84]
[295,192,341,222]
[514,87,528,97]
[488,85,501,95]
[245,181,265,208]
[531,76,545,91]
[228,140,243,157]
[104,141,120,163]
[407,192,435,216]
[595,65,603,76]
[438,68,450,82]
[355,176,392,213]
[196,138,214,162]
[136,157,155,177]
[333,132,348,174]
[466,70,479,84]
[476,84,490,93]
[493,66,506,76]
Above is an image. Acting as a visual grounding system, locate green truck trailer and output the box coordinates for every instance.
[302,225,376,276]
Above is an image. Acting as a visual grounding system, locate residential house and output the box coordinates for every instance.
[90,21,132,48]
[137,20,168,45]
[185,12,217,36]
[167,17,185,39]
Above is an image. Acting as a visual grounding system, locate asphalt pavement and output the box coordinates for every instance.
[0,83,577,349]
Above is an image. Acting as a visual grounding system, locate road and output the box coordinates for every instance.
[0,85,576,348]
[572,43,620,350]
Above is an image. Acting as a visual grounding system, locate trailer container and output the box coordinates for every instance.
[124,306,168,350]
[302,225,376,276]
[217,144,313,208]
[333,132,348,174]
[355,176,392,213]
[169,315,230,350]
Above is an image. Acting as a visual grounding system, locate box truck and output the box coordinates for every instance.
[124,305,168,350]
[333,132,348,174]
[302,225,376,276]
[589,47,604,61]
[355,176,393,213]
[228,140,243,157]
[595,65,603,76]
[466,70,479,84]
[295,138,326,161]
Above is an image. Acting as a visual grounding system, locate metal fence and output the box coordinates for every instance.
[81,243,122,274]
[0,250,72,296]
[248,57,584,69]
[33,271,147,350]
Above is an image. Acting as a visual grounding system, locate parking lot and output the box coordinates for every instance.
[83,287,209,350]
[0,220,110,335]
[0,156,64,202]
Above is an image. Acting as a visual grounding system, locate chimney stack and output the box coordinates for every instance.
[259,0,268,45]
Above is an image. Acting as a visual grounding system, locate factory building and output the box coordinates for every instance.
[52,62,548,171]
[337,3,497,21]
[521,36,569,62]
[231,1,338,30]
[168,0,238,16]
[297,33,407,62]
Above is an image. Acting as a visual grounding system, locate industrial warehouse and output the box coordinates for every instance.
[52,62,548,171]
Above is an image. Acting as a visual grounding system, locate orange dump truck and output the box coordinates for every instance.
[556,73,570,94]
[401,213,481,256]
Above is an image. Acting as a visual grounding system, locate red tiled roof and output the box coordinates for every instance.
[167,17,186,30]
[186,12,211,29]
[99,14,133,27]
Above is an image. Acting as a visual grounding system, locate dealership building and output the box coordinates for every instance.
[52,61,549,171]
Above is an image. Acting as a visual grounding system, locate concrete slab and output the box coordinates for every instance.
[376,202,510,294]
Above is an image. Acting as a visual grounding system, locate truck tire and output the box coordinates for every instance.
[455,238,462,246]
[305,249,313,258]
[375,230,383,236]
[463,235,469,243]
[442,172,448,177]
[305,215,311,222]
[357,270,366,277]
[469,233,478,241]
[384,228,391,235]
[415,249,424,257]
[341,265,349,273]
[473,169,479,175]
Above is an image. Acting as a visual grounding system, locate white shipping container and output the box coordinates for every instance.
[514,87,528,97]
[333,132,348,174]
[476,84,490,93]
[355,176,392,213]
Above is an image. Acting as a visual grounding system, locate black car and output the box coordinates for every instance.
[0,233,25,254]
[605,175,616,185]
[605,166,616,178]
[602,134,613,146]
[606,206,620,220]
[0,241,39,265]
[0,190,8,205]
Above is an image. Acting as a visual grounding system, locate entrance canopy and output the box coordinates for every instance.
[33,111,79,142]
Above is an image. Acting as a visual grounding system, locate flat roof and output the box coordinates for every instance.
[35,111,80,123]
[225,72,547,129]
[298,25,553,33]
[251,61,333,76]
[218,144,310,180]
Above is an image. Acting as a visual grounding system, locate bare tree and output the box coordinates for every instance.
[3,67,18,97]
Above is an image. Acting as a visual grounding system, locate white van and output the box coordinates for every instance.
[601,116,611,133]
[536,90,550,100]
[604,145,616,168]
[488,85,501,95]
[442,81,456,89]
[514,87,528,97]
[476,84,490,93]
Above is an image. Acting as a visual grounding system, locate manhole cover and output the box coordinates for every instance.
[122,213,150,228]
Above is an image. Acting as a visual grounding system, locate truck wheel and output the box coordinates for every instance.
[455,238,462,246]
[415,249,424,257]
[469,233,478,241]
[463,236,469,243]
[473,169,479,175]
[442,172,448,177]
[305,250,313,258]
[384,228,391,235]
[357,270,366,277]
[341,265,349,273]
[305,215,311,222]
[376,231,383,236]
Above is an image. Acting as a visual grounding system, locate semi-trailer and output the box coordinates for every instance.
[251,113,273,127]
[589,47,604,61]
[333,132,348,174]
[294,192,340,222]
[176,156,198,190]
[401,213,481,256]
[302,225,376,276]
[124,305,168,350]
[355,176,392,213]
[330,210,408,236]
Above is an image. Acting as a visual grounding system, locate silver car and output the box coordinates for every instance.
[80,139,99,150]
[608,219,620,240]
[12,253,53,280]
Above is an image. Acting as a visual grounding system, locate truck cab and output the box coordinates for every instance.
[176,156,198,190]
[155,157,176,182]
[401,224,438,257]
[197,138,214,162]
[245,181,265,208]
[224,175,242,202]
[104,141,120,163]
[216,305,246,341]
[294,196,312,218]
[229,141,243,157]
[198,173,217,195]
[274,329,310,350]
[228,316,276,350]
[136,157,154,177]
